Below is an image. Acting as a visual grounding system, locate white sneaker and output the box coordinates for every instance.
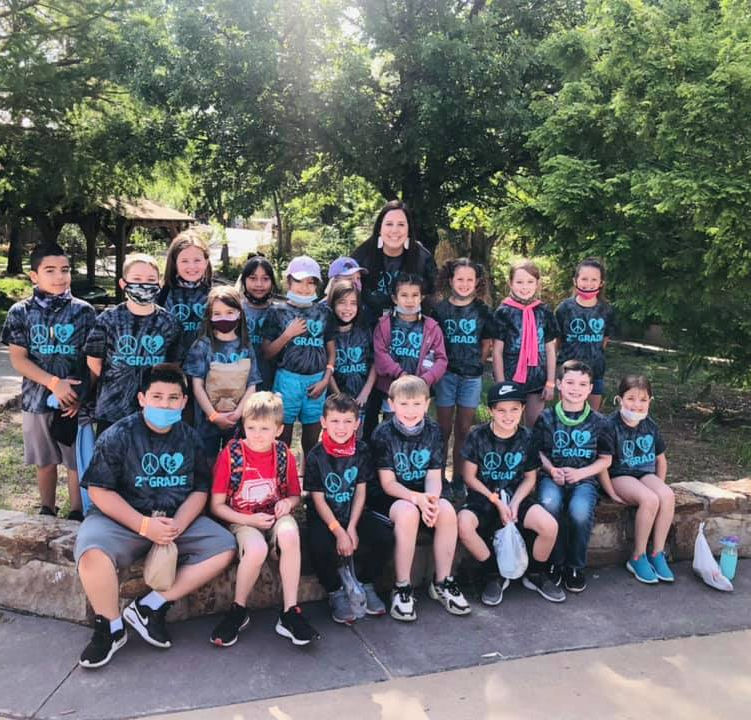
[428,576,471,616]
[390,584,417,622]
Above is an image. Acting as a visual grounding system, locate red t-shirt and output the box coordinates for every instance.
[212,442,300,514]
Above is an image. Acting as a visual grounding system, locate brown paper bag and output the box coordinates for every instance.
[205,358,251,412]
[143,511,178,591]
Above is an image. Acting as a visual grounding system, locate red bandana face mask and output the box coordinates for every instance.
[321,430,357,457]
[575,286,601,301]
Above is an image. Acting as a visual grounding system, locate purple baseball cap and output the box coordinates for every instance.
[329,256,369,278]
[286,255,322,281]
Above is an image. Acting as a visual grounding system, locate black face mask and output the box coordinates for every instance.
[210,318,240,334]
[123,282,160,305]
[244,289,272,306]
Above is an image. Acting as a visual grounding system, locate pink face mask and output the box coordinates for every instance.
[576,286,601,301]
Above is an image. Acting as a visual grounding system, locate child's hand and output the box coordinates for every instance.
[541,384,555,402]
[145,516,180,545]
[284,317,308,340]
[250,513,276,530]
[307,379,328,399]
[212,413,236,431]
[551,467,566,486]
[226,408,242,424]
[508,499,520,523]
[61,401,81,418]
[608,491,627,504]
[347,525,359,552]
[497,500,513,526]
[354,390,368,408]
[563,467,584,484]
[336,527,354,557]
[53,378,81,406]
[418,493,439,527]
[274,498,292,518]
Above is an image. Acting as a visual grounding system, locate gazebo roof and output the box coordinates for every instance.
[101,198,194,223]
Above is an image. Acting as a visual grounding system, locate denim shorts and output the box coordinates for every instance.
[273,368,326,424]
[434,372,483,408]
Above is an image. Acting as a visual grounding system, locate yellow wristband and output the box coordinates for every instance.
[208,410,219,422]
[328,520,341,533]
[48,376,60,391]
[138,516,150,537]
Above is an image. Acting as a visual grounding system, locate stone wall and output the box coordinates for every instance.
[1,478,749,625]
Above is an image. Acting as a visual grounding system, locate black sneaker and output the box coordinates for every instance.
[522,572,566,603]
[564,567,587,593]
[275,605,320,646]
[210,602,250,647]
[67,509,84,522]
[79,615,127,669]
[39,505,58,517]
[549,563,563,587]
[123,598,173,648]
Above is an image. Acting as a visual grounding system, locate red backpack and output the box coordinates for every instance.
[225,438,288,513]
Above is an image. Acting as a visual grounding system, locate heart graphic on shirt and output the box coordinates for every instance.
[636,434,654,454]
[343,467,359,486]
[504,452,523,470]
[245,317,256,334]
[53,323,74,343]
[307,319,323,337]
[571,429,591,448]
[407,331,422,350]
[458,318,476,335]
[589,318,605,334]
[324,472,343,494]
[347,347,363,363]
[141,335,165,355]
[160,452,184,475]
[410,449,430,469]
[622,440,635,458]
[537,326,545,340]
[193,302,206,319]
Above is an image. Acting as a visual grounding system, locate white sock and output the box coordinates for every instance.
[110,616,123,634]
[141,591,166,610]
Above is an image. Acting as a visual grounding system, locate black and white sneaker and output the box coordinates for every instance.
[123,598,172,648]
[210,602,250,647]
[481,576,510,606]
[79,615,127,669]
[390,584,417,622]
[522,572,566,603]
[564,567,587,593]
[275,605,320,646]
[428,576,471,616]
[549,563,563,587]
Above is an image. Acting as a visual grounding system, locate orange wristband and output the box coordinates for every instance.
[138,516,150,537]
[328,520,341,533]
[208,410,219,422]
[48,376,60,391]
[545,381,555,388]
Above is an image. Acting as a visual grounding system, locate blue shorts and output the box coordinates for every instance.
[434,372,483,408]
[592,377,605,395]
[273,368,326,425]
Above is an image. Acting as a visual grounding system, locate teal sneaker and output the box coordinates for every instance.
[626,553,659,584]
[650,551,675,582]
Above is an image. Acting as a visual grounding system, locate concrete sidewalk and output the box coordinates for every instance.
[1,561,749,720]
[0,344,21,410]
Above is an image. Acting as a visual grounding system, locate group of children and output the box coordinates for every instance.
[1,226,677,669]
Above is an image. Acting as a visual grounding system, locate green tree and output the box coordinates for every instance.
[504,0,751,372]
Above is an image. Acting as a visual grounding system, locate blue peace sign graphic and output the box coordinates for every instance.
[335,348,348,367]
[324,472,342,494]
[392,329,406,347]
[394,452,410,475]
[570,318,586,335]
[553,430,570,450]
[444,319,457,336]
[141,453,160,476]
[30,324,49,346]
[172,304,191,322]
[622,440,635,458]
[117,334,138,355]
[483,452,502,471]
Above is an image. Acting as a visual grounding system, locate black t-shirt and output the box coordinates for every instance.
[81,413,211,516]
[261,301,336,375]
[333,324,373,398]
[532,406,612,486]
[605,412,666,478]
[157,283,210,362]
[555,298,615,378]
[432,299,494,377]
[461,424,539,501]
[389,316,423,376]
[1,295,96,413]
[304,441,372,524]
[371,416,444,492]
[493,303,559,392]
[83,303,182,423]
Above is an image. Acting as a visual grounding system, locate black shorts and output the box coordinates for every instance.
[461,496,536,542]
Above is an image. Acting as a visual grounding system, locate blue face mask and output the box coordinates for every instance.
[143,405,182,430]
[394,304,421,317]
[286,290,316,307]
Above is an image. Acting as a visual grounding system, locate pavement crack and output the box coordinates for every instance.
[350,625,394,681]
[31,661,79,719]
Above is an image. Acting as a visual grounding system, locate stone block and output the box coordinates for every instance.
[671,482,744,514]
[718,479,751,510]
[673,487,706,515]
[701,514,751,557]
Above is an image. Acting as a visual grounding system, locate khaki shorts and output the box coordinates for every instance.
[230,514,299,560]
[22,411,77,470]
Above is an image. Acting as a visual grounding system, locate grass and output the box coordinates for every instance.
[0,275,32,327]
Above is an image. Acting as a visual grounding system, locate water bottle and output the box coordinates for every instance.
[338,556,367,618]
[719,536,739,580]
[422,350,436,370]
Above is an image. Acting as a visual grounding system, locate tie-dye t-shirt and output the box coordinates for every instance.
[605,412,666,478]
[242,301,274,390]
[432,299,495,377]
[333,324,373,398]
[389,317,423,376]
[157,283,210,362]
[555,298,615,379]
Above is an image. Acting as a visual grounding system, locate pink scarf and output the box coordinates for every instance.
[502,297,542,384]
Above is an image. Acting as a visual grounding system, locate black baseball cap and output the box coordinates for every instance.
[487,381,527,407]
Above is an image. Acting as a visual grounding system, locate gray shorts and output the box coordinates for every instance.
[73,512,236,569]
[22,411,77,470]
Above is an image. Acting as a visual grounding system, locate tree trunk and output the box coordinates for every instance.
[114,218,135,301]
[34,215,64,244]
[6,222,24,274]
[78,213,101,287]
